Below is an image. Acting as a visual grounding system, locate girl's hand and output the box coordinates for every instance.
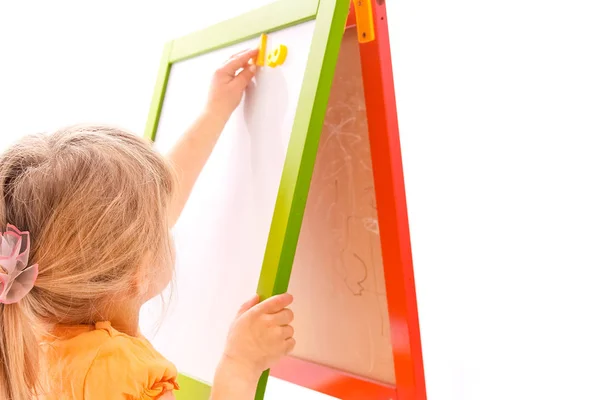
[204,48,259,125]
[223,293,296,376]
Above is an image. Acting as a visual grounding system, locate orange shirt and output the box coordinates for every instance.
[43,321,179,399]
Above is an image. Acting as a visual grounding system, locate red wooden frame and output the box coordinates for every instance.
[271,2,427,399]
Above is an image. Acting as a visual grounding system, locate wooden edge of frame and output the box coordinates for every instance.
[254,0,352,398]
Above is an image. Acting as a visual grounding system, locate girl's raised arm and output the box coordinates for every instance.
[166,48,258,227]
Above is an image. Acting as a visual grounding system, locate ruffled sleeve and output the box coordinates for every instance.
[83,327,179,400]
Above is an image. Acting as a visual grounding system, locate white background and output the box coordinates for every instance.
[1,1,599,399]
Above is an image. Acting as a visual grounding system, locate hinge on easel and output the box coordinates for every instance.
[352,0,375,43]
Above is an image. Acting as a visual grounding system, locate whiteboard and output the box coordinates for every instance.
[140,20,317,385]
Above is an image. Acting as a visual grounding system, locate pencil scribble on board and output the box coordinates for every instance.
[287,29,396,384]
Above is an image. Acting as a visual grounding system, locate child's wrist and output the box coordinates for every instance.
[218,354,262,383]
[200,106,229,129]
[185,111,228,145]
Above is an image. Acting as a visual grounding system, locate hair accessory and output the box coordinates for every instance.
[0,225,39,304]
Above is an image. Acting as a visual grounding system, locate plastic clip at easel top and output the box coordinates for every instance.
[352,0,375,43]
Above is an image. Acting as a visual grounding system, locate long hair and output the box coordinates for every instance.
[0,125,175,399]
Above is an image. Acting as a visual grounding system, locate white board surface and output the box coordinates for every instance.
[140,20,316,386]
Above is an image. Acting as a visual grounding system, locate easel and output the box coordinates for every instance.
[268,1,427,399]
[143,0,427,399]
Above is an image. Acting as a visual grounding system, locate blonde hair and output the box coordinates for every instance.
[0,125,175,400]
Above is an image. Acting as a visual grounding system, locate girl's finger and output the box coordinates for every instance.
[225,48,254,62]
[236,294,260,316]
[234,65,256,89]
[284,337,296,354]
[220,49,259,76]
[271,308,294,326]
[280,325,294,339]
[253,293,293,314]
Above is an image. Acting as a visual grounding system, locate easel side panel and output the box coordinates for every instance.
[359,2,427,400]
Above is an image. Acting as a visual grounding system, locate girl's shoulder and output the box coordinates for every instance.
[44,321,179,400]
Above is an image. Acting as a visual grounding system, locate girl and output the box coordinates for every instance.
[0,48,295,400]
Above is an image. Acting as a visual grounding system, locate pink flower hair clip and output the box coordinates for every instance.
[0,224,39,304]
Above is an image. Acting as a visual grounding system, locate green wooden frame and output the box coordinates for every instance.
[144,0,350,398]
